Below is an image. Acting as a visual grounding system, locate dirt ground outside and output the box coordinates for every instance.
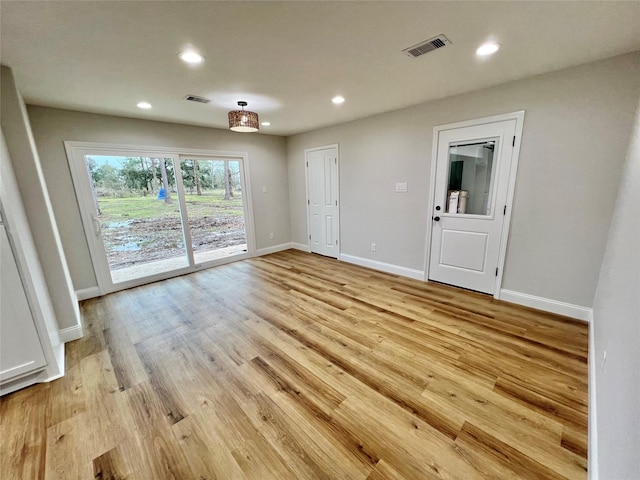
[98,193,246,270]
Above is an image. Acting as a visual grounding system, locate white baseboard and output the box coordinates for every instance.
[50,342,65,379]
[58,324,84,343]
[255,243,293,256]
[499,289,592,322]
[290,242,311,253]
[76,286,100,301]
[339,253,425,281]
[588,317,598,480]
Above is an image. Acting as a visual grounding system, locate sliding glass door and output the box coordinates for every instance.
[66,143,254,294]
[180,157,248,264]
[84,155,189,284]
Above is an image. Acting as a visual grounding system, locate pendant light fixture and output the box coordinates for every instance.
[228,101,259,132]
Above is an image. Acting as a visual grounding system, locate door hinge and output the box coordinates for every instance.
[503,205,507,215]
[335,200,338,206]
[307,199,310,205]
[309,234,311,240]
[335,158,337,164]
[512,136,516,147]
[495,267,499,276]
[306,161,308,167]
[335,240,338,245]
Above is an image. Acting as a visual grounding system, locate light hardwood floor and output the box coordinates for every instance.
[0,250,589,479]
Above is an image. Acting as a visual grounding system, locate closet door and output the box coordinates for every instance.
[0,223,47,383]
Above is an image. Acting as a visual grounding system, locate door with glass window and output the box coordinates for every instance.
[429,119,516,294]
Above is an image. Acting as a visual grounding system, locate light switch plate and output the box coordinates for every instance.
[395,182,408,193]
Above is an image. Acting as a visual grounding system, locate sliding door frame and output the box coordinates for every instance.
[64,141,256,295]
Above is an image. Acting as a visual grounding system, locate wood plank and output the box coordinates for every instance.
[44,414,94,480]
[365,459,410,480]
[561,425,589,459]
[421,376,587,478]
[46,363,85,427]
[173,412,248,480]
[92,447,133,480]
[455,421,585,480]
[103,326,147,391]
[333,396,491,479]
[0,383,49,480]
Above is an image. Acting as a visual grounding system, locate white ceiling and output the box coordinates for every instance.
[2,1,639,136]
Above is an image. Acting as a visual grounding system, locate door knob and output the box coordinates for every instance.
[433,216,440,222]
[435,205,441,211]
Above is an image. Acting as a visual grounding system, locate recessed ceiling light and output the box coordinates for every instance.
[332,96,345,105]
[179,50,204,64]
[136,101,152,109]
[476,42,500,56]
[261,122,271,126]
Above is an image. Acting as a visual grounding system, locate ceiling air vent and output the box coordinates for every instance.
[184,94,211,104]
[403,34,451,58]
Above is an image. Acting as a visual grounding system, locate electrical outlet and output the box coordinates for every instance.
[269,232,275,239]
[395,182,408,193]
[262,185,268,193]
[371,243,376,252]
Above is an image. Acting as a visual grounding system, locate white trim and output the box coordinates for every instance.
[174,154,196,269]
[588,314,598,480]
[255,243,293,256]
[196,252,252,270]
[425,111,526,296]
[1,369,46,396]
[499,289,592,322]
[239,154,257,254]
[50,342,65,382]
[58,324,84,343]
[63,141,249,159]
[0,359,65,396]
[304,144,340,259]
[339,253,425,281]
[291,242,311,253]
[76,286,100,301]
[495,113,525,297]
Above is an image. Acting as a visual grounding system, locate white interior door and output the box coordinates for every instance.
[429,119,517,294]
[306,146,339,258]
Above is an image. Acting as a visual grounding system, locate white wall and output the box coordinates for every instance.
[592,95,640,479]
[287,52,640,308]
[0,66,81,332]
[27,106,290,292]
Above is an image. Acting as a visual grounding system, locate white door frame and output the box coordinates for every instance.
[304,144,340,255]
[64,141,256,295]
[424,111,525,299]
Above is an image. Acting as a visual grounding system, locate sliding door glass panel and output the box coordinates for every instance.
[84,155,188,283]
[179,158,247,263]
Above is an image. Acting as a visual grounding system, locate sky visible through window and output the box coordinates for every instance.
[87,155,128,166]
